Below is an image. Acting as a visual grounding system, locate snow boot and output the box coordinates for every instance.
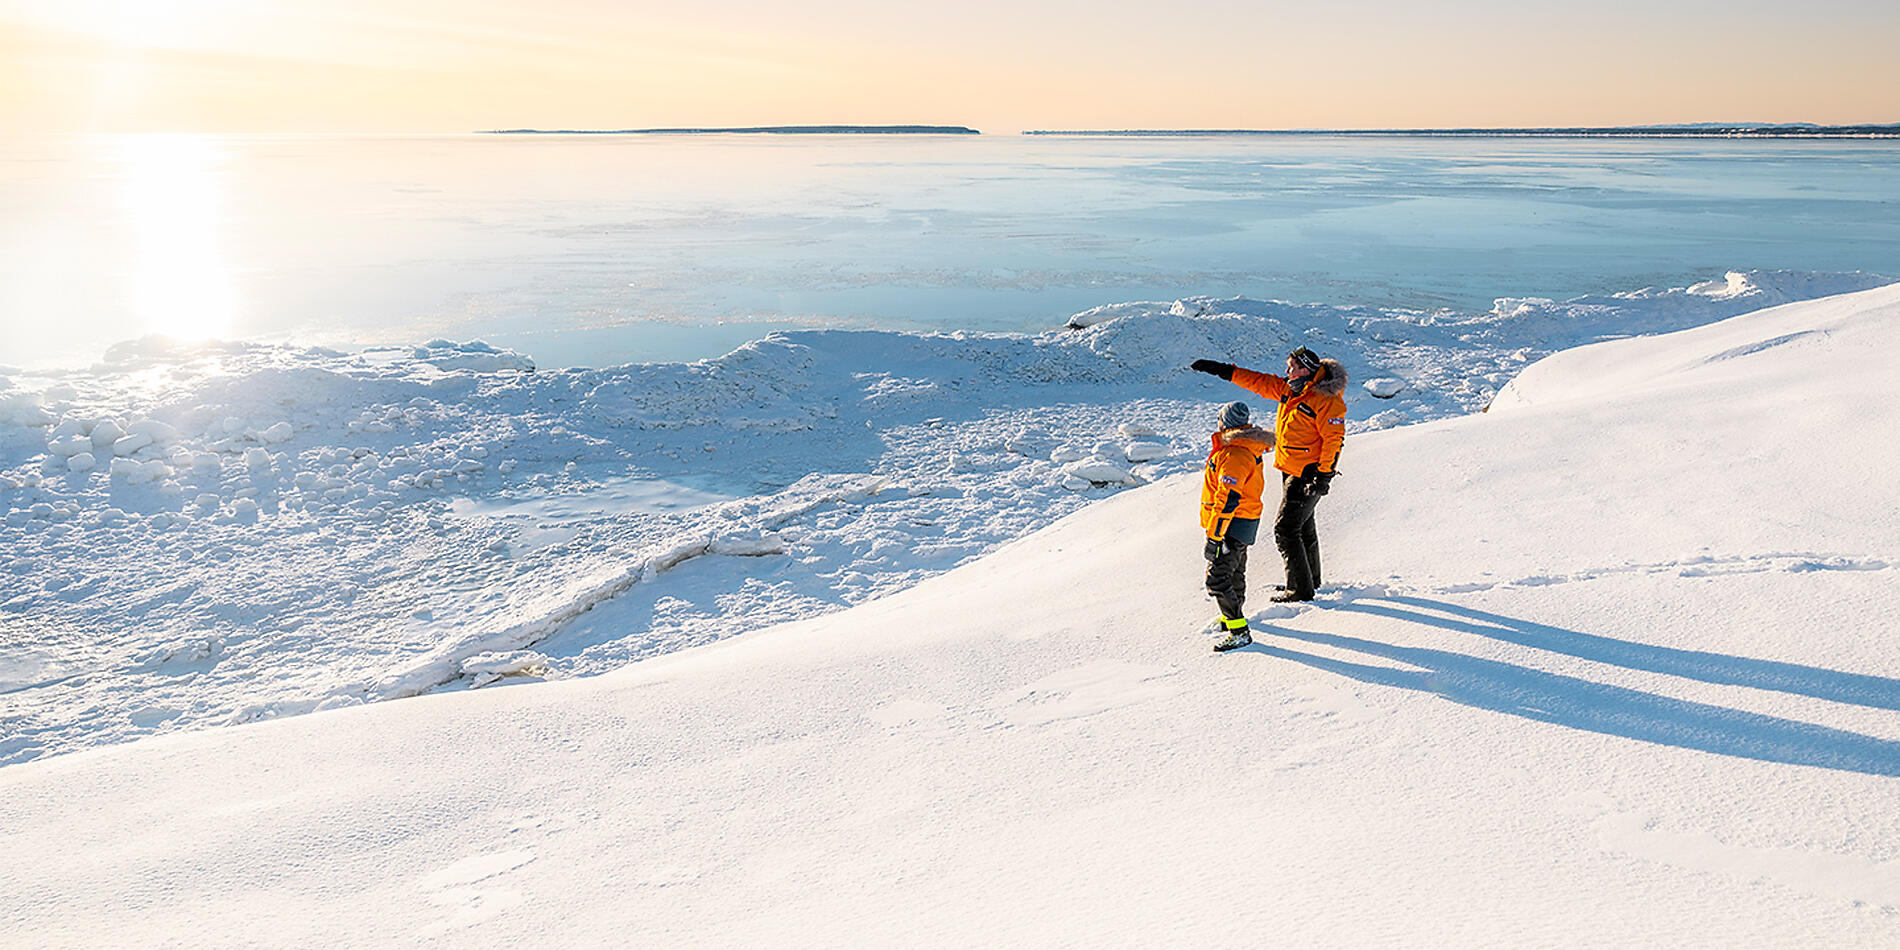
[1213,618,1252,652]
[1271,590,1313,603]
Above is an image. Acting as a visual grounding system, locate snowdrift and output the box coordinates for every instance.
[4,283,1900,947]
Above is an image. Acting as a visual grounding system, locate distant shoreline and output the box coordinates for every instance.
[486,125,981,135]
[1025,125,1900,138]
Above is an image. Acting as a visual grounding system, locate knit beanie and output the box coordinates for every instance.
[1218,401,1250,430]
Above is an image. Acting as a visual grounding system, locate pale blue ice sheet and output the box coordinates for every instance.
[3,133,1897,369]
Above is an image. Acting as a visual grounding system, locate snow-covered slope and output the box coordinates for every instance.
[4,283,1900,948]
[3,269,1890,767]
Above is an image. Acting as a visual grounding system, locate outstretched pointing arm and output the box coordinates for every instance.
[1230,366,1289,403]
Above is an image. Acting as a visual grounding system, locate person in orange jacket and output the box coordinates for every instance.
[1200,401,1273,652]
[1192,346,1348,603]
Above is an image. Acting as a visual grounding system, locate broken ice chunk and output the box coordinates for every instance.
[461,651,550,687]
[89,420,126,451]
[1062,458,1133,485]
[1364,378,1406,399]
[1123,440,1170,462]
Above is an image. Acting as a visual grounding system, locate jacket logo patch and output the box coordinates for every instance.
[1329,417,1345,425]
[1296,404,1317,418]
[1221,475,1239,486]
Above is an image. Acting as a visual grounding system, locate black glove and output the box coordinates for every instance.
[1312,471,1335,496]
[1204,537,1228,561]
[1190,359,1235,381]
[1290,464,1320,498]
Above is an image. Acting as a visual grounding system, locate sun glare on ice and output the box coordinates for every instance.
[118,134,238,342]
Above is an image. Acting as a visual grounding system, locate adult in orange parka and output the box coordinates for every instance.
[1192,346,1348,602]
[1200,401,1273,652]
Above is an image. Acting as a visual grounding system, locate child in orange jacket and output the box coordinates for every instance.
[1200,401,1273,652]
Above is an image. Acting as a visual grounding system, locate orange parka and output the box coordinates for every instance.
[1200,426,1273,541]
[1231,360,1348,476]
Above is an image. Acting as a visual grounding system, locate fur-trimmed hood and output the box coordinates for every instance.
[1312,358,1349,395]
[1212,425,1273,453]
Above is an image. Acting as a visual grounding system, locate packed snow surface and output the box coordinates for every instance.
[0,269,1893,767]
[3,277,1899,946]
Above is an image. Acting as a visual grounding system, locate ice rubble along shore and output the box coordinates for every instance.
[0,269,1893,769]
[3,280,1900,947]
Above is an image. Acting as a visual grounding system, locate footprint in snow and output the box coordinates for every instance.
[416,849,536,937]
[867,698,954,733]
[1596,811,1900,911]
[1269,683,1388,771]
[990,660,1181,728]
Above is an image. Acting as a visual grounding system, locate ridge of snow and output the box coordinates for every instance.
[1491,282,1897,411]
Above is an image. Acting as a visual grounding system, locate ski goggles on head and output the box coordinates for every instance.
[1288,347,1322,373]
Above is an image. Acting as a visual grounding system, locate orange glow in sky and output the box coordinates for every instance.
[3,0,1897,132]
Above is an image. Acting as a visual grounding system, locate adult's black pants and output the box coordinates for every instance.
[1274,474,1323,596]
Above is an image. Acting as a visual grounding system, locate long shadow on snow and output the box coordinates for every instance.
[1344,595,1900,712]
[1237,629,1900,777]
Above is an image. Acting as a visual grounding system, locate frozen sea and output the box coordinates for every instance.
[4,132,1899,369]
[2,132,1898,765]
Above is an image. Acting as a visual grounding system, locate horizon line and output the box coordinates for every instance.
[1025,123,1900,138]
[14,121,1900,139]
[484,125,982,136]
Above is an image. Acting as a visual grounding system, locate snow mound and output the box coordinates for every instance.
[0,390,54,427]
[1480,268,1892,343]
[1064,300,1173,329]
[1489,282,1889,411]
[409,340,535,374]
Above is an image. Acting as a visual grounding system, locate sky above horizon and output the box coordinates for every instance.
[4,0,1898,134]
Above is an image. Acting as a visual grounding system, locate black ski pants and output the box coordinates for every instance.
[1205,542,1249,620]
[1274,473,1323,596]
